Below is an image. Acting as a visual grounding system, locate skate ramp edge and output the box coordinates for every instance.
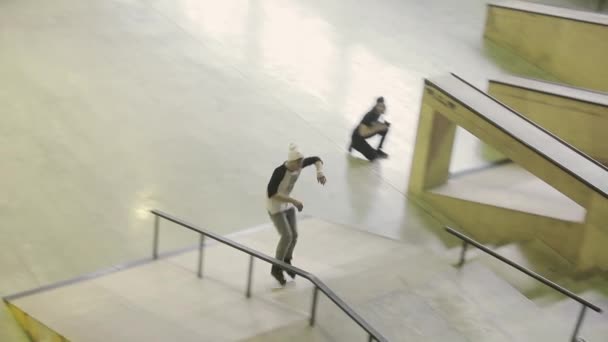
[5,300,69,342]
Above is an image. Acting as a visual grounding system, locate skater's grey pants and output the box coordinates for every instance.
[269,208,298,261]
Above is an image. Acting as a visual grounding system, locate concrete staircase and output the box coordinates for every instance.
[244,242,561,341]
[473,240,608,341]
[6,218,605,341]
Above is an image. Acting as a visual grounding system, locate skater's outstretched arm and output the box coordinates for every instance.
[303,157,326,185]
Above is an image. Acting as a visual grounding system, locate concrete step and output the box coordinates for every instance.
[544,290,608,341]
[245,256,565,341]
[239,320,338,342]
[230,222,561,341]
[471,240,607,340]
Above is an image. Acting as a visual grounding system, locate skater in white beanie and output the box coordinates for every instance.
[266,143,326,286]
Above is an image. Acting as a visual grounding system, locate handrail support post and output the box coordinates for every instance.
[197,235,205,278]
[310,286,319,326]
[153,215,160,259]
[457,240,468,267]
[571,304,587,342]
[246,255,254,298]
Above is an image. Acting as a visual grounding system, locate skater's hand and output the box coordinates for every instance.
[317,172,327,185]
[292,200,304,212]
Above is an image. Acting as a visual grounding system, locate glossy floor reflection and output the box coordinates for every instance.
[0,0,601,340]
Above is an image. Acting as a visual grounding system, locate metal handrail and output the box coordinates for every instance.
[446,226,602,342]
[151,209,387,342]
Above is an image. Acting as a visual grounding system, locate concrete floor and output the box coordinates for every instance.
[0,0,603,340]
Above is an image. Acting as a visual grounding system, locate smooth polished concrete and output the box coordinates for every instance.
[0,0,540,297]
[1,0,604,340]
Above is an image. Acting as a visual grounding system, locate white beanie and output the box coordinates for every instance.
[287,143,304,161]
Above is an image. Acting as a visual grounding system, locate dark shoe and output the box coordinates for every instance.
[271,266,286,286]
[348,142,353,152]
[376,149,389,158]
[284,259,296,279]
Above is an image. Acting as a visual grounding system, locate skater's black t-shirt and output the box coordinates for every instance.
[266,157,322,199]
[266,157,323,214]
[352,109,380,138]
[360,110,380,127]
